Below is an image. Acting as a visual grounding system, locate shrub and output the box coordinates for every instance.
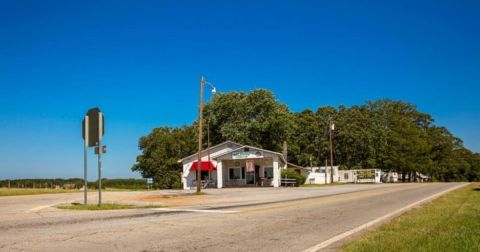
[281,169,306,186]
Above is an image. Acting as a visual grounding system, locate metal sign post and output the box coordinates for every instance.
[83,116,89,204]
[97,112,103,206]
[82,108,105,206]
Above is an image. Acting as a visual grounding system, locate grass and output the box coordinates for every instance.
[342,183,480,252]
[57,203,164,211]
[0,188,77,197]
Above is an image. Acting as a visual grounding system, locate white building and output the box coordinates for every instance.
[339,169,382,183]
[305,166,339,184]
[178,141,289,190]
[305,167,383,184]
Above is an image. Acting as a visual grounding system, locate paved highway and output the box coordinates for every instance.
[0,183,466,251]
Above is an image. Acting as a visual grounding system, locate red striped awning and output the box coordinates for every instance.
[190,161,216,171]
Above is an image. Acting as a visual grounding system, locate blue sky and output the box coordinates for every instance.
[1,0,479,179]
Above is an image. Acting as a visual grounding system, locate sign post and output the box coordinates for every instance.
[82,108,105,206]
[147,178,153,190]
[82,116,89,204]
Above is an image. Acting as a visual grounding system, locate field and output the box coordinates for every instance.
[342,183,480,252]
[0,188,78,197]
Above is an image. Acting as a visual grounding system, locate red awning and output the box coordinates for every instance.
[190,161,216,171]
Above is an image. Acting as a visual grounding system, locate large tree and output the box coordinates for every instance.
[132,90,480,186]
[131,126,196,189]
[203,89,295,152]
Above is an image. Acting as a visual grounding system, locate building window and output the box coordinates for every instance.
[229,167,242,180]
[344,173,349,180]
[264,167,273,179]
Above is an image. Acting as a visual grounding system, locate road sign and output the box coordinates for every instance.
[82,108,104,147]
[95,145,107,155]
[147,178,153,184]
[82,107,105,206]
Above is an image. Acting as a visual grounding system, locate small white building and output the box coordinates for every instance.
[382,171,399,183]
[339,169,382,183]
[305,168,383,184]
[305,166,340,184]
[178,141,289,190]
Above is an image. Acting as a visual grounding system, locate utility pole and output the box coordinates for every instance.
[329,116,335,184]
[207,117,211,183]
[197,76,205,193]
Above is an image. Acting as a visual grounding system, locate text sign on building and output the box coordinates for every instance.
[357,169,375,180]
[232,151,263,160]
[246,160,254,172]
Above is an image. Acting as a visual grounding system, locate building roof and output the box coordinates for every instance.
[177,140,243,163]
[210,144,287,164]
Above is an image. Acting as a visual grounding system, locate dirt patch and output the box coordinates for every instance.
[100,192,212,207]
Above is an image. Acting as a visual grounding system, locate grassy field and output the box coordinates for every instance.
[0,188,78,197]
[57,203,163,211]
[342,183,480,252]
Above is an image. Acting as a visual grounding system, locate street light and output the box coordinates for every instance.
[197,76,217,193]
[329,116,335,184]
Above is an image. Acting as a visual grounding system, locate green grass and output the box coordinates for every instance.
[342,183,480,252]
[57,203,164,211]
[0,188,77,197]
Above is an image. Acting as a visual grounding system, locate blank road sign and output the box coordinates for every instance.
[82,108,105,147]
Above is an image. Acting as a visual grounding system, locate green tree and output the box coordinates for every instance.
[204,89,295,152]
[131,126,196,189]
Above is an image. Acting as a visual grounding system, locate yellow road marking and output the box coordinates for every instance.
[239,184,428,215]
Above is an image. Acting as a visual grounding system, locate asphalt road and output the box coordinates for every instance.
[0,183,466,252]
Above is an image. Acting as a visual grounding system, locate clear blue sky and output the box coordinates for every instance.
[1,0,479,179]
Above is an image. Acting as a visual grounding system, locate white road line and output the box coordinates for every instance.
[151,208,239,214]
[25,199,79,213]
[303,183,469,252]
[25,204,56,213]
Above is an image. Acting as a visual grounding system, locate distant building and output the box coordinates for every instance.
[305,166,340,184]
[306,167,382,184]
[178,141,302,190]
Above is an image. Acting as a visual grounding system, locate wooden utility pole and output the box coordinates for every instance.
[207,117,211,183]
[329,116,334,184]
[197,76,205,193]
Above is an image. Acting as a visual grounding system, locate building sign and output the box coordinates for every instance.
[356,169,375,180]
[246,160,254,172]
[232,150,263,160]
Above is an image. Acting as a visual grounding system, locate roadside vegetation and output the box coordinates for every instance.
[0,188,77,197]
[281,169,306,186]
[0,178,150,191]
[342,183,480,252]
[132,89,480,189]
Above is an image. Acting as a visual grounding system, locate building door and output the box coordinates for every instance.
[246,168,255,185]
[254,166,260,185]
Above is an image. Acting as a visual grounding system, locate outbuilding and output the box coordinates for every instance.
[178,141,289,190]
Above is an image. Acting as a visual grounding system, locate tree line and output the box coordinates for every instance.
[132,89,480,188]
[0,178,150,190]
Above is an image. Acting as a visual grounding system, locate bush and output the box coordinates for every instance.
[281,169,306,186]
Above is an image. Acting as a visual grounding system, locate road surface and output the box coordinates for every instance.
[0,183,466,251]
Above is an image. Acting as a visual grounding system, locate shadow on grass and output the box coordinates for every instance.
[473,188,480,192]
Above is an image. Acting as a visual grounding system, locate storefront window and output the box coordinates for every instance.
[229,167,241,180]
[264,167,273,179]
